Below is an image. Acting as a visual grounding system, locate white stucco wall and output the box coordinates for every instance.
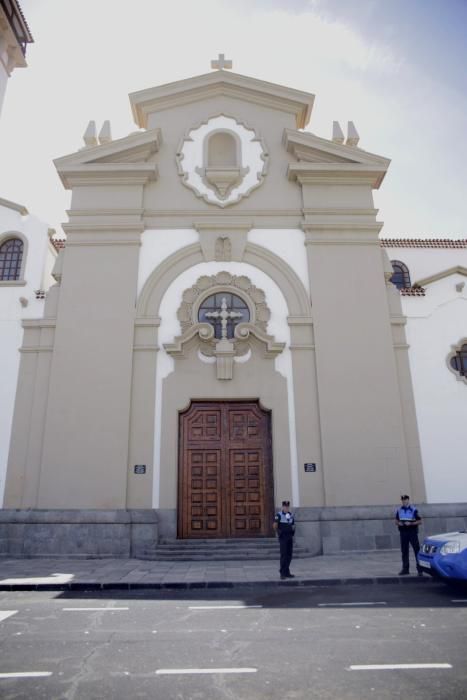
[0,59,7,117]
[0,205,55,504]
[137,228,199,296]
[248,228,309,293]
[393,245,467,504]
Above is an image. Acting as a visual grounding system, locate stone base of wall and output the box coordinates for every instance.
[0,510,158,558]
[295,503,467,555]
[0,504,466,558]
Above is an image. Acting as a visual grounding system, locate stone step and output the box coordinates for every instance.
[154,542,282,552]
[140,538,311,561]
[158,538,278,546]
[140,552,311,561]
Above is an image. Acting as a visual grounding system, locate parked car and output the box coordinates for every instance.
[418,531,467,582]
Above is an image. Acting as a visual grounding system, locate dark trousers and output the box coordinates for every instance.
[399,527,420,571]
[279,533,294,575]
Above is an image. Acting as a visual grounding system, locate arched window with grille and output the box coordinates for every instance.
[390,260,411,289]
[198,292,250,340]
[0,237,24,281]
[450,342,467,378]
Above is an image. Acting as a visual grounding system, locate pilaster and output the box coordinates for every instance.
[301,182,423,505]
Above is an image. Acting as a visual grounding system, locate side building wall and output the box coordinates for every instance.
[0,203,56,504]
[387,243,467,503]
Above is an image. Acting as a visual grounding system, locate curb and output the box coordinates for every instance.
[0,576,433,592]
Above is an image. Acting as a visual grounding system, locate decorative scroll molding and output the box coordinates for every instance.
[164,322,284,380]
[176,271,270,335]
[166,272,283,379]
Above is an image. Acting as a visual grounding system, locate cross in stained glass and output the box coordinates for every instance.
[205,297,243,340]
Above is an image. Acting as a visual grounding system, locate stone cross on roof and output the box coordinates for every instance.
[210,53,233,71]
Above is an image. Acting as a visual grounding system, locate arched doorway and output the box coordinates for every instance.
[178,400,274,538]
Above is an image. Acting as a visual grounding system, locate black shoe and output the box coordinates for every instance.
[398,569,409,576]
[417,570,424,577]
[280,575,287,580]
[285,574,295,578]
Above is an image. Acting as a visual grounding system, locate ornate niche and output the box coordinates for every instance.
[176,115,268,207]
[164,272,285,379]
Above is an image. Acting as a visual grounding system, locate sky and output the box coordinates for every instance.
[1,0,466,237]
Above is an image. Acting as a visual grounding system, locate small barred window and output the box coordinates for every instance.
[450,343,467,377]
[0,238,24,281]
[198,292,250,340]
[390,260,411,289]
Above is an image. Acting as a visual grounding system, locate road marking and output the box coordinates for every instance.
[155,668,257,675]
[0,573,73,585]
[0,611,18,622]
[451,599,467,603]
[318,602,387,607]
[350,664,452,671]
[188,605,263,610]
[0,672,53,678]
[62,607,129,611]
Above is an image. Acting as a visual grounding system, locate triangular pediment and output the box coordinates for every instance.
[284,129,390,188]
[54,129,161,188]
[284,129,390,166]
[130,70,315,129]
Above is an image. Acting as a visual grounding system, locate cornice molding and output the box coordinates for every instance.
[303,207,378,217]
[0,279,26,287]
[134,317,161,327]
[22,319,56,329]
[288,163,388,189]
[67,208,143,217]
[144,209,301,218]
[0,196,28,215]
[414,266,467,288]
[56,163,158,189]
[62,223,144,234]
[130,71,314,129]
[303,224,383,245]
[194,220,253,232]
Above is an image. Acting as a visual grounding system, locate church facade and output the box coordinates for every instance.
[2,62,466,555]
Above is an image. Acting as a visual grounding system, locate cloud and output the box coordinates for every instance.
[0,0,465,235]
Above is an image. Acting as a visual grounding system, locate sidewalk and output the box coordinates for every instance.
[0,550,432,591]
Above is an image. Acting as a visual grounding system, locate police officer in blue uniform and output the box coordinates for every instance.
[395,494,423,576]
[273,500,295,580]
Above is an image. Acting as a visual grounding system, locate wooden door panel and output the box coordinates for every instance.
[229,448,264,535]
[185,448,223,536]
[179,401,273,538]
[187,408,221,441]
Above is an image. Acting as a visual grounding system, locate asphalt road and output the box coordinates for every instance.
[0,582,466,699]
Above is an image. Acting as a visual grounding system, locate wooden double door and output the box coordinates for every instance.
[178,401,274,538]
